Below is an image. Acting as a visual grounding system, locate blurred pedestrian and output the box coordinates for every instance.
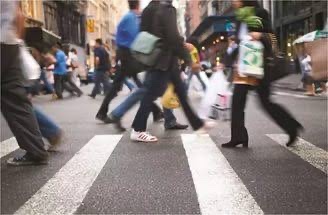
[88,38,111,99]
[185,38,207,92]
[51,42,76,99]
[66,48,83,97]
[295,43,315,96]
[221,0,303,148]
[1,1,48,165]
[130,0,215,142]
[95,0,145,122]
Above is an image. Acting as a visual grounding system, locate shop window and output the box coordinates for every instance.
[316,12,324,30]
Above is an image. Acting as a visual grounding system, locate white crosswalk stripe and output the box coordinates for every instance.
[14,135,122,215]
[267,134,328,174]
[0,137,19,158]
[181,134,263,215]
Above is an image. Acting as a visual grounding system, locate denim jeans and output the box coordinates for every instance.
[91,70,111,97]
[132,61,204,132]
[110,86,163,120]
[33,107,60,141]
[163,108,176,128]
[124,78,136,91]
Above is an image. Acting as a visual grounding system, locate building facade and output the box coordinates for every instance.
[185,0,201,37]
[173,0,187,37]
[273,0,327,55]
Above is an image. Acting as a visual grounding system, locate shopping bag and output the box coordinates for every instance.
[238,37,264,79]
[20,45,41,80]
[198,70,229,119]
[161,83,180,109]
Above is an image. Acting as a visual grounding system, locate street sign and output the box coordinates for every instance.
[86,19,95,33]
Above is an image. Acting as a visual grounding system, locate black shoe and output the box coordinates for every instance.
[7,153,48,166]
[88,94,95,99]
[153,112,164,123]
[96,114,113,124]
[108,114,126,132]
[286,125,304,147]
[221,141,248,148]
[165,122,189,130]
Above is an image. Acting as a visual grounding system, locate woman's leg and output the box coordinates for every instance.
[229,84,250,143]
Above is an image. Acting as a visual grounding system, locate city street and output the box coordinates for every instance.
[1,84,327,215]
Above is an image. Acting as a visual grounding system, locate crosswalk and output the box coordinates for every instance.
[1,133,327,214]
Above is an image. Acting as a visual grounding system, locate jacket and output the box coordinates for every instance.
[140,1,190,71]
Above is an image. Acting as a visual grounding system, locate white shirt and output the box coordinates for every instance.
[0,1,19,44]
[300,55,312,73]
[67,52,79,72]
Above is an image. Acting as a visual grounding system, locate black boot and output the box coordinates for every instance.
[286,125,304,147]
[222,141,248,148]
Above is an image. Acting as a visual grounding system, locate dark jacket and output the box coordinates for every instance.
[140,0,190,71]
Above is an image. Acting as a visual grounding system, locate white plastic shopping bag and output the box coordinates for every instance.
[198,69,230,119]
[238,36,264,79]
[20,45,41,80]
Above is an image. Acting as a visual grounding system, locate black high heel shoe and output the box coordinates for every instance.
[286,125,304,147]
[221,141,248,148]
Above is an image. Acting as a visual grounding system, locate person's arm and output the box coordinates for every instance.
[94,49,100,68]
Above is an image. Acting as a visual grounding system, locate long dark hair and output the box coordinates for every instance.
[242,0,260,8]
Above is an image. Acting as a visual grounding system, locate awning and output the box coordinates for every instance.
[25,27,61,49]
[189,15,236,44]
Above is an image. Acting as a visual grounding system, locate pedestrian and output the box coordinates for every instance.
[1,1,48,165]
[51,42,76,99]
[95,0,146,122]
[66,48,83,97]
[130,0,215,142]
[294,43,316,96]
[185,38,207,92]
[221,0,303,148]
[88,38,111,99]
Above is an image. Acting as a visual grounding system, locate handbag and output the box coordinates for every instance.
[20,44,41,80]
[130,31,163,67]
[238,36,264,79]
[161,83,180,109]
[264,54,290,82]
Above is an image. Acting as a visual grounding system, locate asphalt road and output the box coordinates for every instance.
[1,84,327,215]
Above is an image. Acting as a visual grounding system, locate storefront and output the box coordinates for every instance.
[25,27,61,50]
[274,0,327,59]
[188,15,236,65]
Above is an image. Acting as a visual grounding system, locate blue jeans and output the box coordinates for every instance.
[91,70,111,97]
[124,78,136,91]
[111,86,175,125]
[40,70,54,93]
[33,107,60,140]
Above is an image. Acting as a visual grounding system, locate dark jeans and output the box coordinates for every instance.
[97,47,143,117]
[132,61,204,132]
[230,83,302,142]
[1,44,48,159]
[54,74,75,99]
[90,70,111,97]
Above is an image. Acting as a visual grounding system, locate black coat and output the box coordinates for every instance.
[140,1,190,71]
